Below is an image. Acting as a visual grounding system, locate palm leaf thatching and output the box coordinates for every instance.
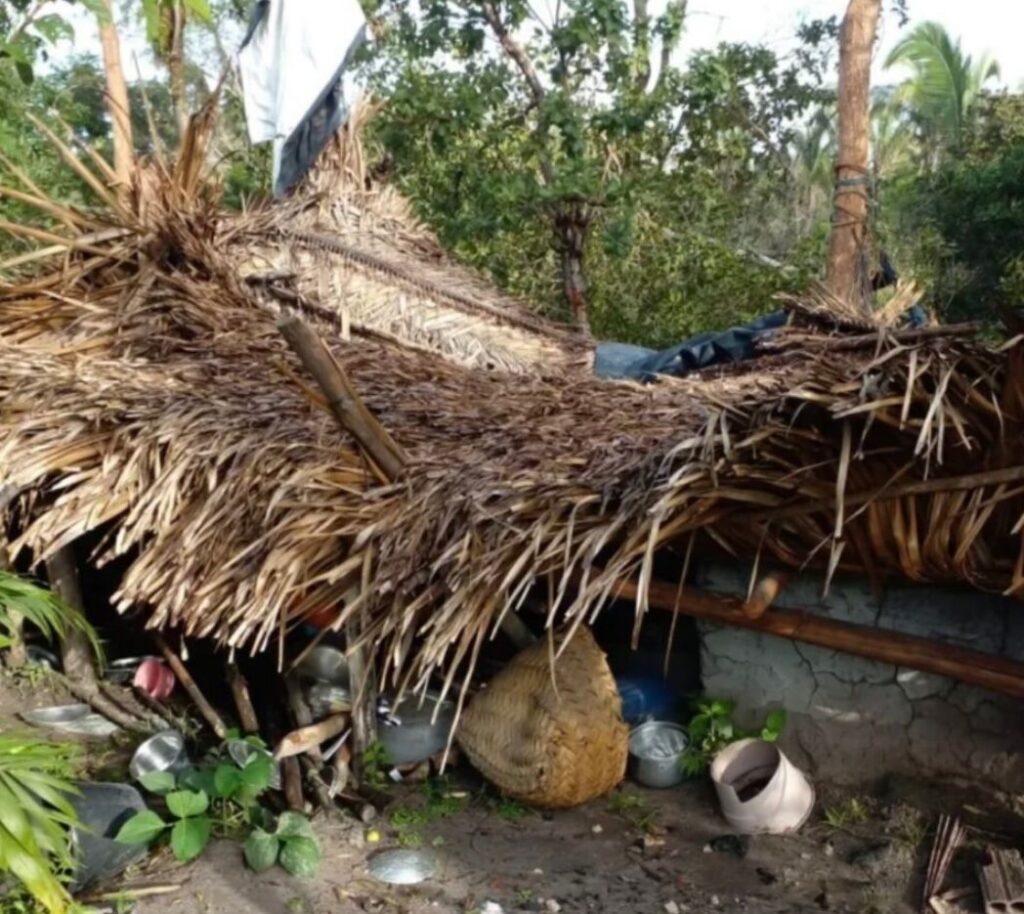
[0,104,1022,705]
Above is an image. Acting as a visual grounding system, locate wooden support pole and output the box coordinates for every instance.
[825,0,882,313]
[153,634,228,739]
[226,662,260,735]
[277,315,403,787]
[613,575,1024,701]
[46,546,149,732]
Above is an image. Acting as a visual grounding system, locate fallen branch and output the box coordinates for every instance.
[153,634,228,739]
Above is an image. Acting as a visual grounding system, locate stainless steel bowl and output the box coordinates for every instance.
[20,704,121,737]
[378,692,455,766]
[368,848,437,885]
[296,646,351,686]
[129,729,190,782]
[25,645,60,670]
[628,721,689,789]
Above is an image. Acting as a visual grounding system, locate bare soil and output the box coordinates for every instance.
[2,673,1018,914]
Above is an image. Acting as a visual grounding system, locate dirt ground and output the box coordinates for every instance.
[2,673,1021,914]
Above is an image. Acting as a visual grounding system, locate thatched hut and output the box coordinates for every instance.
[1,108,1023,790]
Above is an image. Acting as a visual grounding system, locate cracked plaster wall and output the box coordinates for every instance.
[694,564,1024,792]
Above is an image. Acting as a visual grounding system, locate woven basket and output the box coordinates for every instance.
[457,626,628,808]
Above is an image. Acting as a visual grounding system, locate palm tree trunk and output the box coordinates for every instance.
[97,0,133,196]
[825,0,881,313]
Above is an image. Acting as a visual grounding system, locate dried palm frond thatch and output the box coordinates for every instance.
[0,104,1021,705]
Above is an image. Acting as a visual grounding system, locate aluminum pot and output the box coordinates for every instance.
[129,729,191,782]
[378,692,455,766]
[296,646,351,686]
[628,720,689,789]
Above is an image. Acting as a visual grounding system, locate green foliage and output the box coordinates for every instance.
[360,741,391,790]
[680,698,787,776]
[387,777,467,847]
[823,797,869,831]
[884,22,1000,154]
[0,735,81,914]
[116,739,319,875]
[606,791,656,831]
[0,572,101,662]
[882,102,1024,323]
[364,0,833,340]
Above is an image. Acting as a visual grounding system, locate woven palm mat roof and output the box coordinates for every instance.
[0,111,1022,702]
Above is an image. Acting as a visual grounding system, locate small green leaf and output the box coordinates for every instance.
[243,828,280,872]
[763,708,787,739]
[170,816,212,862]
[213,764,242,799]
[33,13,75,43]
[240,753,273,794]
[278,836,320,877]
[115,809,167,844]
[180,767,215,795]
[275,811,314,839]
[139,770,176,795]
[166,789,209,819]
[182,0,212,23]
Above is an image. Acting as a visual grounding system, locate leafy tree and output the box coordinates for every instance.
[365,0,831,332]
[884,22,1000,158]
[365,0,832,339]
[882,93,1024,322]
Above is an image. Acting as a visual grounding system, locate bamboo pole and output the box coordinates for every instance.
[612,576,1024,701]
[153,634,228,739]
[278,315,399,786]
[278,315,405,481]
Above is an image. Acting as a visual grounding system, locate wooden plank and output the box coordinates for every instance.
[613,576,1024,701]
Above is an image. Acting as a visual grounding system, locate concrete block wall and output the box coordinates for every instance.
[694,563,1024,793]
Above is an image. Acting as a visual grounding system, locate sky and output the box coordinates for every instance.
[57,0,1024,90]
[676,0,1023,89]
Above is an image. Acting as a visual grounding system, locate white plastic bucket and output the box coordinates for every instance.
[710,738,814,835]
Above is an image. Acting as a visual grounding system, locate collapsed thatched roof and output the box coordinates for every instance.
[1,107,1021,701]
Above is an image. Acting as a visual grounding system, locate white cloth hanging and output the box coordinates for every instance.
[238,0,368,195]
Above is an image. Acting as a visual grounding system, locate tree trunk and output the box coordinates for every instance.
[165,1,189,141]
[825,0,881,314]
[97,0,134,196]
[555,205,590,332]
[46,547,97,688]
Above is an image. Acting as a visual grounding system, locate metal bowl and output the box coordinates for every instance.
[368,848,437,885]
[378,692,455,766]
[105,655,160,684]
[25,645,60,671]
[628,721,689,789]
[20,704,121,738]
[129,729,190,782]
[296,646,351,686]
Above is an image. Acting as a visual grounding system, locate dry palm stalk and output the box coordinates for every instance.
[921,815,965,913]
[0,102,1020,709]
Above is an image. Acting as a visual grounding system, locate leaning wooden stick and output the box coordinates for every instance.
[278,315,407,785]
[226,662,260,735]
[153,634,228,739]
